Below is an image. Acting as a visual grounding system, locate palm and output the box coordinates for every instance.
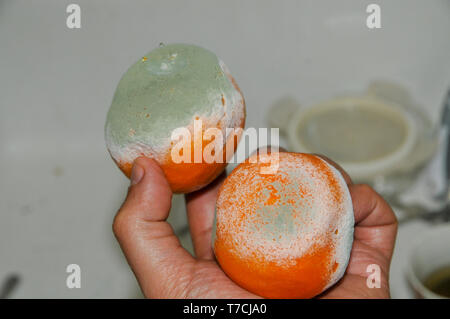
[175,260,259,298]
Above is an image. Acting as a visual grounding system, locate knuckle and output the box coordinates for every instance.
[355,183,398,224]
[357,183,376,196]
[112,210,131,239]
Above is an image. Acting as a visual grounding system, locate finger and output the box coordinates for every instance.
[349,184,398,260]
[185,172,226,259]
[113,157,195,298]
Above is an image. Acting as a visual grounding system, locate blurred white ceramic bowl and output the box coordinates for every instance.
[406,224,450,299]
[268,81,438,193]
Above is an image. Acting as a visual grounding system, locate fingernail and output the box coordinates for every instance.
[130,162,144,185]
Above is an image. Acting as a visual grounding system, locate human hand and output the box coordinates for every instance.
[113,157,257,298]
[113,154,397,298]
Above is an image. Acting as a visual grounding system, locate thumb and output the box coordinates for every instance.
[113,157,195,298]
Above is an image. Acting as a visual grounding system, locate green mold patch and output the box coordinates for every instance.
[106,43,237,150]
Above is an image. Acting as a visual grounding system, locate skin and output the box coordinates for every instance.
[113,150,397,298]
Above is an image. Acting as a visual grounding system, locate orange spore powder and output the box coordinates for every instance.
[214,152,353,298]
[117,116,244,193]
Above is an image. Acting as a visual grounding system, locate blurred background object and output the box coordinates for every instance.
[406,225,450,298]
[269,81,438,188]
[0,0,449,298]
[268,81,446,219]
[0,274,20,299]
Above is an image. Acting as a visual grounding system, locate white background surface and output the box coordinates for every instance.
[0,0,449,298]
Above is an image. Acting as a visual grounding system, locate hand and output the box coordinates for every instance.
[113,155,397,298]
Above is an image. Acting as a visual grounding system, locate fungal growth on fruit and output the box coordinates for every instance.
[213,152,354,298]
[105,43,245,193]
